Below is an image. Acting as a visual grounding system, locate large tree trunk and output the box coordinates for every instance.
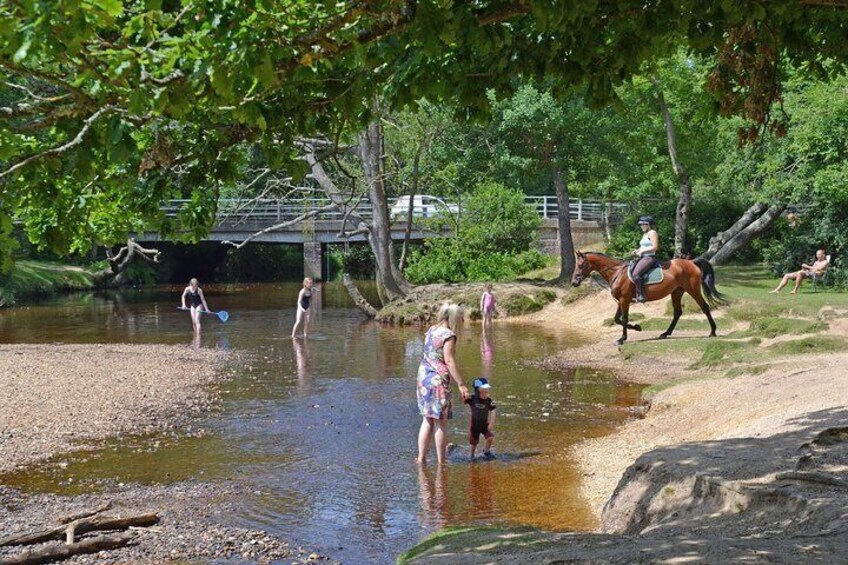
[301,137,406,307]
[358,119,410,302]
[553,164,575,285]
[707,203,785,265]
[700,202,768,262]
[656,84,692,258]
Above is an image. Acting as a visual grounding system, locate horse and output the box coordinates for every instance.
[571,251,728,345]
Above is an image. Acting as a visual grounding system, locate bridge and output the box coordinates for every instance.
[135,196,626,279]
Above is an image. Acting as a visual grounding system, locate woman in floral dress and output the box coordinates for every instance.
[416,302,469,465]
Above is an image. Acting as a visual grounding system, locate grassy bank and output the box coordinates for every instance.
[624,265,847,398]
[0,260,95,305]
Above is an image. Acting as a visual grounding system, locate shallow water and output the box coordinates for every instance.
[0,283,643,563]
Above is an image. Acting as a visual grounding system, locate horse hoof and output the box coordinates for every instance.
[659,333,669,339]
[633,324,642,332]
[616,339,626,346]
[709,332,717,337]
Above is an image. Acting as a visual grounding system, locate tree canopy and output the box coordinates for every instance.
[2,1,848,268]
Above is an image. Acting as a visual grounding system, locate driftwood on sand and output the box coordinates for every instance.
[0,509,159,565]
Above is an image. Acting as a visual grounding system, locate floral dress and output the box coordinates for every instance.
[416,325,456,419]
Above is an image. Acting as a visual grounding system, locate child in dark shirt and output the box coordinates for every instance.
[465,378,497,460]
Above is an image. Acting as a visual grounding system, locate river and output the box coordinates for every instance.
[0,282,643,563]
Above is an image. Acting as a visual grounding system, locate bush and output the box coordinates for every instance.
[404,182,542,283]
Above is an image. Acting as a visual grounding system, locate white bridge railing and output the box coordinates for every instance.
[161,196,628,225]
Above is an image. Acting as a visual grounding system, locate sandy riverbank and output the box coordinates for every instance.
[404,284,848,563]
[0,343,332,564]
[0,344,227,474]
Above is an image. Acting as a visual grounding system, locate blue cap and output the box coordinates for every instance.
[637,215,653,225]
[473,378,491,389]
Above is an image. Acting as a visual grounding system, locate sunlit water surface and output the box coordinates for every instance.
[0,282,643,563]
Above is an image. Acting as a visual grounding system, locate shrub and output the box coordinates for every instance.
[404,182,542,283]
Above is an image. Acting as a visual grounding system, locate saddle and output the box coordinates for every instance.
[627,259,664,286]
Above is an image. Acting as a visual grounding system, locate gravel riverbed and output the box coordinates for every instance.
[0,343,334,564]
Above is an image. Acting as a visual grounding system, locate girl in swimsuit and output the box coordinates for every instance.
[181,278,210,335]
[480,283,496,326]
[292,277,315,339]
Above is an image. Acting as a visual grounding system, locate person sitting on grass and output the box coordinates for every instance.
[769,249,830,295]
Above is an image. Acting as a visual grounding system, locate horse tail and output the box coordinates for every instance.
[693,257,729,308]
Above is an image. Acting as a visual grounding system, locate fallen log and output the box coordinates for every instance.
[0,514,158,548]
[0,531,136,565]
[58,501,112,525]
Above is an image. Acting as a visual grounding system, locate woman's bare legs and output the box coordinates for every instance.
[191,308,202,334]
[434,418,448,464]
[291,308,304,338]
[417,417,434,464]
[417,416,449,464]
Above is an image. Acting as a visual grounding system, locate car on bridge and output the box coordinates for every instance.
[390,195,459,219]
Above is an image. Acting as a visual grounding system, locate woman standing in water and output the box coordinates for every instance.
[416,302,469,465]
[291,277,315,339]
[181,278,210,335]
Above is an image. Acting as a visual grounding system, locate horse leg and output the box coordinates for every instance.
[616,300,631,345]
[687,284,717,337]
[660,288,685,339]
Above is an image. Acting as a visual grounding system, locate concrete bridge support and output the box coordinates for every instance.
[303,242,323,281]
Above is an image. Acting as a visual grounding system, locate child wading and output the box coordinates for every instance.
[465,378,497,460]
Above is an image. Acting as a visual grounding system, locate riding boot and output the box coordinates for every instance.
[634,278,646,303]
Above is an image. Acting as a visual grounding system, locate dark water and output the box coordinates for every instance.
[0,283,643,564]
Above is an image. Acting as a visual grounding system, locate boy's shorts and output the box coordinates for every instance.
[469,421,494,445]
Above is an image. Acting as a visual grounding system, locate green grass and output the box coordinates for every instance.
[0,260,95,304]
[728,317,829,339]
[396,526,508,564]
[767,335,845,355]
[561,283,599,305]
[690,340,756,368]
[501,290,557,316]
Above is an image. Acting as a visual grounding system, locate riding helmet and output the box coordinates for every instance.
[637,216,653,226]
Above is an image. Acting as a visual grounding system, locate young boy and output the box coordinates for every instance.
[465,378,496,460]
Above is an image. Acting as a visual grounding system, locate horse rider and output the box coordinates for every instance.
[631,215,659,303]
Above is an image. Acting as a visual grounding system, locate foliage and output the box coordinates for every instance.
[0,260,94,304]
[334,243,376,279]
[215,244,304,282]
[404,182,543,283]
[3,1,848,271]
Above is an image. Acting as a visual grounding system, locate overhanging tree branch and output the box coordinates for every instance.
[0,106,113,181]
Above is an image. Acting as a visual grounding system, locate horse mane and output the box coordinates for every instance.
[584,252,624,262]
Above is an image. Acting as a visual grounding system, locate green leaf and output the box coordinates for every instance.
[210,67,234,98]
[255,53,277,88]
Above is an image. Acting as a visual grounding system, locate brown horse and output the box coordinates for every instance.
[571,252,727,345]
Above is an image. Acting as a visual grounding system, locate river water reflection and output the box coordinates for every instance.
[0,282,643,563]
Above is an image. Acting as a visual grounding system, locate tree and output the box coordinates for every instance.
[492,85,615,284]
[2,1,848,271]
